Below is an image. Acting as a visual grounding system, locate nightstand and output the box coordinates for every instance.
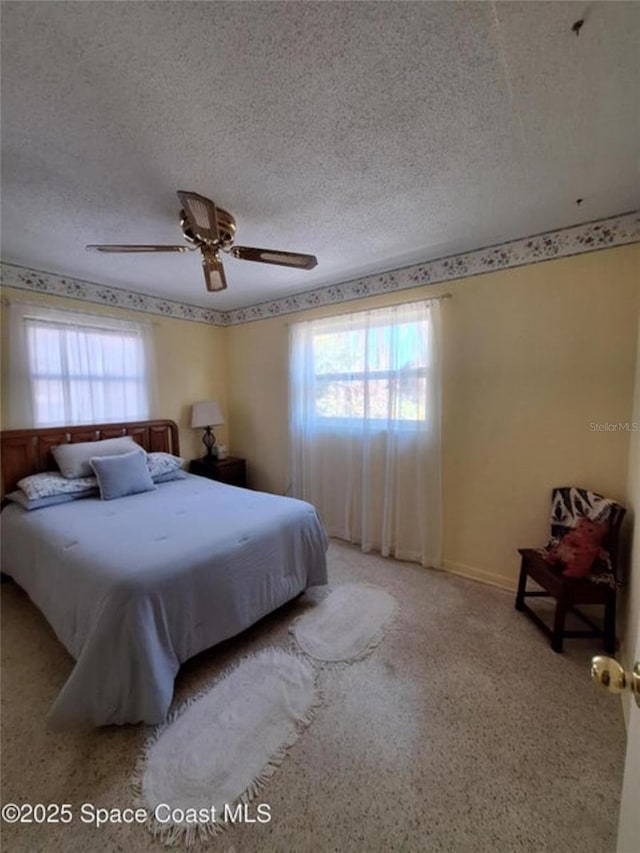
[189,456,247,488]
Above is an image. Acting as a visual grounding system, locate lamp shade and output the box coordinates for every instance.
[191,400,224,428]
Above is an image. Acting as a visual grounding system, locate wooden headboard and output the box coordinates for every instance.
[0,419,180,495]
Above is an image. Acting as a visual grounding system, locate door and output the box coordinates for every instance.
[616,620,640,853]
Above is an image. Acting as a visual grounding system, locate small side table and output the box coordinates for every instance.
[189,456,247,488]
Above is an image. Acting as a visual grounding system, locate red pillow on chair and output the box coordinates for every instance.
[543,517,609,579]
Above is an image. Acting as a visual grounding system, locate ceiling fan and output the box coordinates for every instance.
[86,191,318,292]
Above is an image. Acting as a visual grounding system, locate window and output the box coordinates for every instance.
[9,304,154,427]
[291,303,431,428]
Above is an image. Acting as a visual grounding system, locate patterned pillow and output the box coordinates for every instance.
[5,490,97,511]
[146,452,185,481]
[17,471,98,500]
[153,470,187,484]
[549,487,620,540]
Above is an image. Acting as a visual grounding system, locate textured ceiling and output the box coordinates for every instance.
[1,1,639,311]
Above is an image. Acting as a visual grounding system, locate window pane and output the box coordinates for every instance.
[31,379,66,426]
[316,379,365,419]
[315,329,365,374]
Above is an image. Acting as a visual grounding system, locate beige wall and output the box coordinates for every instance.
[0,287,229,460]
[227,244,640,590]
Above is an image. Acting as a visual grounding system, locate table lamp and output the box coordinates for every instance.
[191,400,225,458]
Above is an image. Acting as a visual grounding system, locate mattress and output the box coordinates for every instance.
[1,474,328,728]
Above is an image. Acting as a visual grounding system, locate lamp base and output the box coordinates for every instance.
[202,426,217,459]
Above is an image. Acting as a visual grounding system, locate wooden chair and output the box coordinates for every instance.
[515,487,625,654]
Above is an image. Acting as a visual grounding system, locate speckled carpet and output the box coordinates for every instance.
[1,540,626,853]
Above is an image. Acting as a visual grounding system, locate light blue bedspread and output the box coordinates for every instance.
[1,475,328,728]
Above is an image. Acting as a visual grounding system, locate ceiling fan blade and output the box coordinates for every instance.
[202,250,227,292]
[177,191,220,244]
[86,244,191,253]
[231,246,317,270]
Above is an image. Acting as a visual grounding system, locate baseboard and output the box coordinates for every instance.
[441,559,517,593]
[328,538,518,593]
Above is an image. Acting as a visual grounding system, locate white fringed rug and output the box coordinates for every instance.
[133,648,321,846]
[291,582,397,665]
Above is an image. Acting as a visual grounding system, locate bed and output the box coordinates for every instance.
[0,420,328,728]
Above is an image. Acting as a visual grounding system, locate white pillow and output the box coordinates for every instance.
[52,436,144,479]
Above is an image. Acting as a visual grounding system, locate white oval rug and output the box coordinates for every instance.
[291,582,397,665]
[134,648,320,846]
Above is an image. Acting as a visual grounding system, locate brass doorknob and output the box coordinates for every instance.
[591,656,640,708]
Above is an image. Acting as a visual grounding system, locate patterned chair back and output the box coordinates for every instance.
[549,487,626,585]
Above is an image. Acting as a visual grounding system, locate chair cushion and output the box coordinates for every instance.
[543,517,609,579]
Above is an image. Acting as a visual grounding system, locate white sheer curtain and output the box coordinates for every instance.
[289,299,442,568]
[7,303,157,428]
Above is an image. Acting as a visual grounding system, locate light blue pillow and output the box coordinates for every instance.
[90,449,156,501]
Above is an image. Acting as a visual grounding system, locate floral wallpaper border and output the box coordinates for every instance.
[0,264,227,325]
[2,211,638,327]
[224,211,639,325]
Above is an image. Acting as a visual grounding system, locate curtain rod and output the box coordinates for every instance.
[283,292,452,325]
[0,295,159,326]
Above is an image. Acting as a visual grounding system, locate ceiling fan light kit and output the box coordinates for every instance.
[86,191,318,293]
